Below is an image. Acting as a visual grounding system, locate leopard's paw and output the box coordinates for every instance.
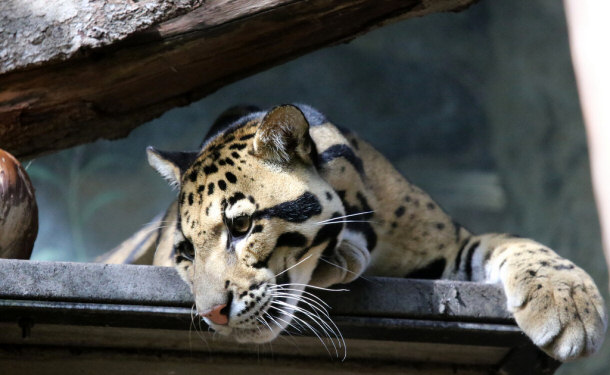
[309,236,369,287]
[502,259,607,361]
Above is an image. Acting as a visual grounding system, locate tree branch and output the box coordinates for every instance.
[0,0,477,159]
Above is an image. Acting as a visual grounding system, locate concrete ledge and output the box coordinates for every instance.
[0,259,511,321]
[0,259,560,374]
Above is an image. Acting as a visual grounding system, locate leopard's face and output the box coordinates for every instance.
[149,105,345,343]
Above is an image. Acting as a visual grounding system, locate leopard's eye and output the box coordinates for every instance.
[228,215,251,238]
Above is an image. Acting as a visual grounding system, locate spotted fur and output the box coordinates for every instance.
[106,104,606,360]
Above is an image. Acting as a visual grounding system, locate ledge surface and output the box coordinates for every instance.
[0,259,559,374]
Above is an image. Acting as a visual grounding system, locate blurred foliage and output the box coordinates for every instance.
[28,147,124,261]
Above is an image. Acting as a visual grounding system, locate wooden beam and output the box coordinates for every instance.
[0,0,478,159]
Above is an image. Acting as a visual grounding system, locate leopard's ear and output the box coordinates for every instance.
[147,146,198,189]
[253,105,313,164]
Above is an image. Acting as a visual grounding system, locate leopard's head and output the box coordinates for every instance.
[148,105,345,343]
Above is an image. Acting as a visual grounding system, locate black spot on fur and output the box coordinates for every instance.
[348,193,377,251]
[257,192,322,223]
[248,196,255,204]
[229,143,247,150]
[436,223,445,230]
[326,191,333,201]
[394,206,405,218]
[188,193,194,206]
[464,241,480,281]
[197,185,205,194]
[226,172,237,184]
[219,160,226,166]
[188,170,198,182]
[225,158,235,166]
[453,240,469,272]
[207,183,215,195]
[218,180,227,191]
[499,258,507,269]
[220,292,233,318]
[203,164,218,175]
[312,218,343,248]
[335,190,376,251]
[176,240,195,261]
[240,134,255,141]
[252,224,264,234]
[231,151,241,159]
[252,252,272,269]
[210,151,221,161]
[427,202,436,210]
[276,232,308,248]
[228,192,246,206]
[318,144,365,175]
[404,258,446,280]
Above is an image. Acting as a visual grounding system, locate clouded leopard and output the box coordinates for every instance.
[102,104,606,361]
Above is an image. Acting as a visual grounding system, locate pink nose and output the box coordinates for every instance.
[200,304,229,325]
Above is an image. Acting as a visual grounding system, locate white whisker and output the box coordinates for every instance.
[316,211,374,224]
[258,315,277,334]
[271,292,329,313]
[272,299,341,347]
[268,288,346,360]
[264,311,302,335]
[313,220,378,225]
[317,257,372,281]
[268,305,333,357]
[271,283,349,293]
[270,287,332,309]
[269,254,313,281]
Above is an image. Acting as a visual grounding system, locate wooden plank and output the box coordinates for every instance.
[0,0,478,159]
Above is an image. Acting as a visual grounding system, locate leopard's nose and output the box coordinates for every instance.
[200,304,229,325]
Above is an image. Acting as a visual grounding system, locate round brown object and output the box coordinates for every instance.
[0,149,38,259]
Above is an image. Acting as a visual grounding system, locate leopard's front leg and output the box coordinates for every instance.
[308,230,370,288]
[451,234,607,361]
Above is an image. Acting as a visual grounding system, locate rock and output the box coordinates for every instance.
[0,149,38,259]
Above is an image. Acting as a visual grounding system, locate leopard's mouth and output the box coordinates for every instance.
[198,285,346,357]
[200,289,296,343]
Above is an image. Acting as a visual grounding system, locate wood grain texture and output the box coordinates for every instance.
[0,0,477,159]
